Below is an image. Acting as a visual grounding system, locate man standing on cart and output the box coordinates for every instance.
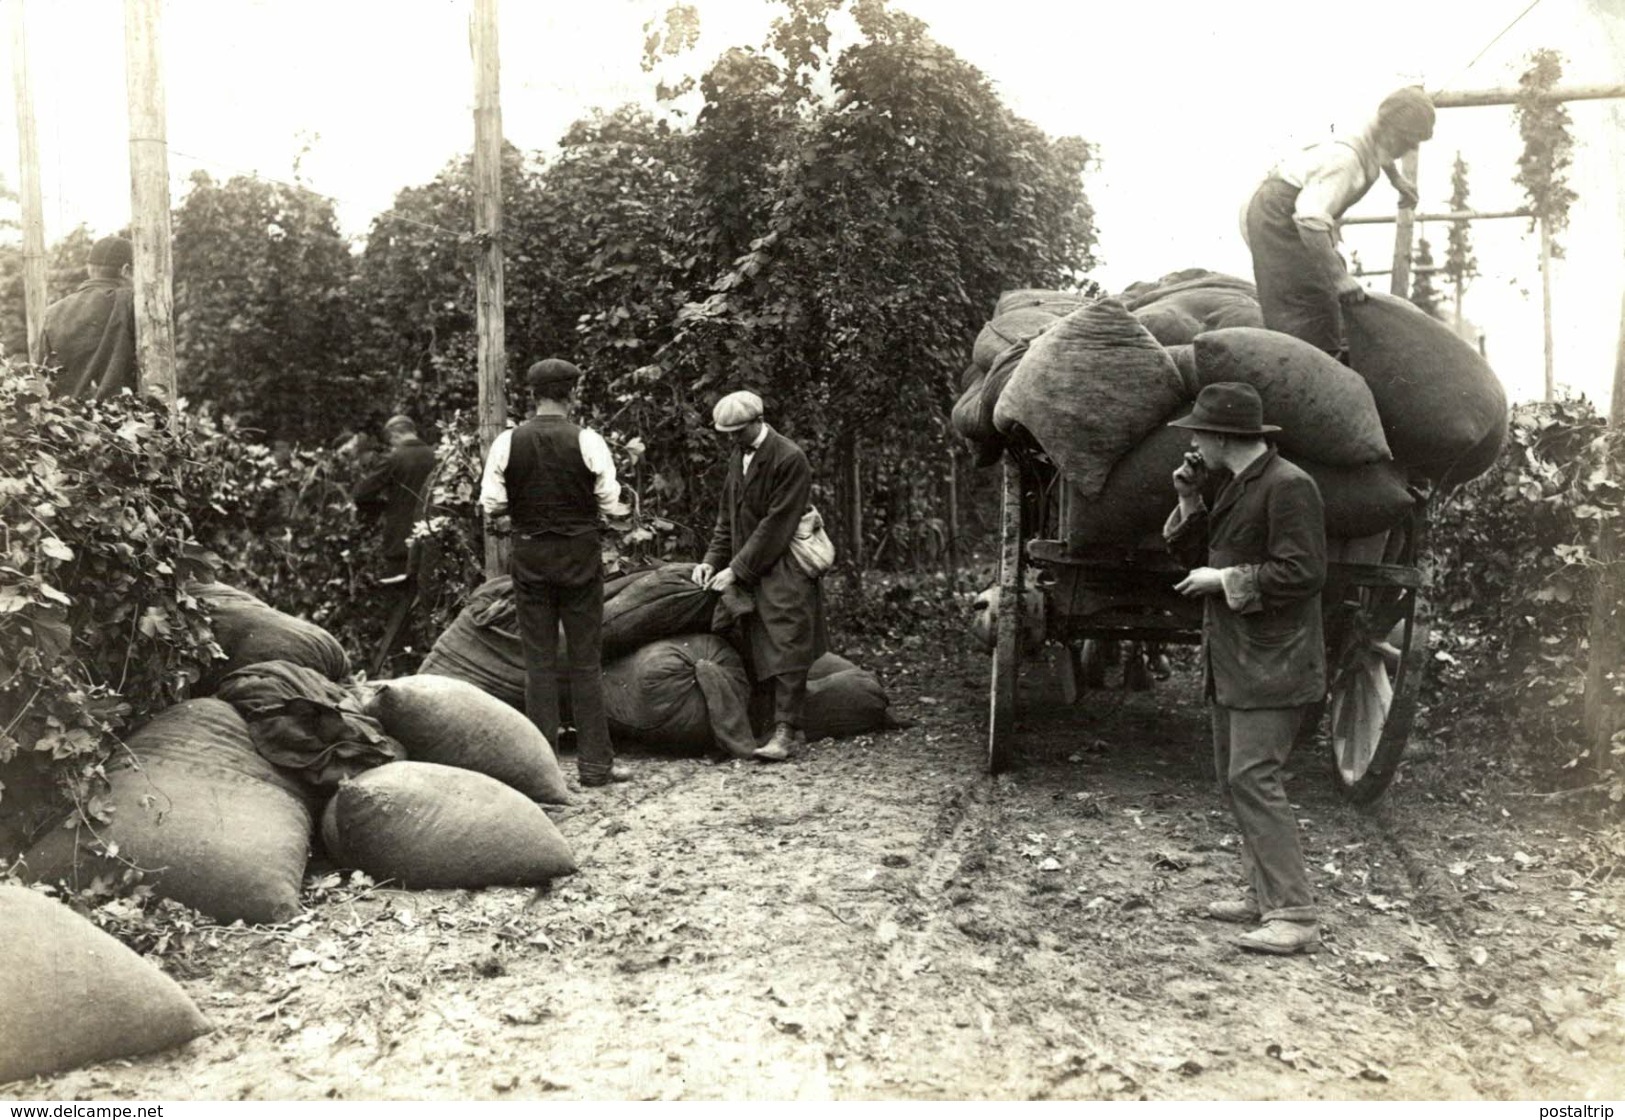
[1165,383,1326,955]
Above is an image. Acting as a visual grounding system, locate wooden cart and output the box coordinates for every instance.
[987,453,1429,804]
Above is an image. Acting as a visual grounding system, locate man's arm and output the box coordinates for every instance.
[578,429,631,518]
[701,467,735,573]
[478,429,513,518]
[1255,474,1327,607]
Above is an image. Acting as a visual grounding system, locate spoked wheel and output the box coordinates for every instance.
[988,456,1025,774]
[1316,584,1429,804]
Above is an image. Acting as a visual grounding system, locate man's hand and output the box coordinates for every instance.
[1335,274,1368,305]
[1175,567,1225,598]
[1391,176,1419,211]
[706,567,737,594]
[489,513,512,536]
[691,562,715,588]
[1172,452,1206,498]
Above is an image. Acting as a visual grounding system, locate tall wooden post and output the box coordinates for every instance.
[1538,216,1555,402]
[471,0,508,577]
[1583,288,1625,763]
[123,0,177,405]
[1388,150,1420,298]
[10,0,47,361]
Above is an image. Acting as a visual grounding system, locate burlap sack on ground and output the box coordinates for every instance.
[418,576,527,706]
[217,660,404,787]
[806,668,893,741]
[0,886,212,1083]
[23,699,312,924]
[603,634,755,757]
[1346,292,1508,483]
[188,580,349,687]
[808,652,859,680]
[1286,457,1415,539]
[994,299,1186,495]
[361,675,570,804]
[1193,328,1391,466]
[321,762,576,889]
[602,564,724,660]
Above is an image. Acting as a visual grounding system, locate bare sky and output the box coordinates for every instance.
[4,0,1622,407]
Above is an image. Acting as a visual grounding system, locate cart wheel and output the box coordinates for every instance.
[988,457,1024,774]
[1321,588,1428,804]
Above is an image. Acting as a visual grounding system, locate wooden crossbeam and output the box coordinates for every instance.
[1432,83,1625,109]
[1343,207,1533,226]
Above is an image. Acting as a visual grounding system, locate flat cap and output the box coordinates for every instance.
[526,358,583,389]
[713,390,764,432]
[88,236,133,269]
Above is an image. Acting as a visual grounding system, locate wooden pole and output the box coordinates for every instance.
[1539,215,1554,402]
[471,0,508,577]
[1388,150,1419,298]
[1432,83,1625,109]
[10,0,47,361]
[1342,207,1532,226]
[123,0,177,406]
[1583,288,1625,761]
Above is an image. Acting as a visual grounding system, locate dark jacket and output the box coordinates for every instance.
[36,278,138,400]
[703,427,818,678]
[354,437,437,572]
[1165,448,1327,709]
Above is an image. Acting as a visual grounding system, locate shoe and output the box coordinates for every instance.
[1237,919,1320,955]
[1206,899,1261,924]
[579,764,633,788]
[752,722,797,762]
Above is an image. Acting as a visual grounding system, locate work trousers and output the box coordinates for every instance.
[1211,704,1316,922]
[1246,178,1345,357]
[512,544,614,782]
[750,671,808,733]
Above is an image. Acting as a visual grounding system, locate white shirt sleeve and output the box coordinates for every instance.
[578,429,630,518]
[1292,144,1374,236]
[479,429,513,516]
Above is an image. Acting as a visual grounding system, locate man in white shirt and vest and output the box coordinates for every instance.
[1243,86,1435,357]
[480,358,632,788]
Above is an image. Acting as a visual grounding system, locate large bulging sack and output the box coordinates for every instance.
[994,299,1187,495]
[993,289,1091,319]
[361,675,570,804]
[1193,328,1391,466]
[601,564,723,660]
[951,369,1001,468]
[1133,303,1204,346]
[188,580,349,687]
[602,634,755,757]
[1118,269,1258,311]
[1346,292,1508,483]
[23,699,313,924]
[808,652,860,680]
[321,762,576,889]
[972,291,1086,371]
[217,660,404,787]
[805,668,892,741]
[0,886,212,1082]
[418,575,527,708]
[1065,420,1191,550]
[1286,457,1415,539]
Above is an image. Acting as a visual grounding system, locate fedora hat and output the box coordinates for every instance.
[1167,382,1280,436]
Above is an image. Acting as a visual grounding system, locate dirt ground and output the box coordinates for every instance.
[12,640,1625,1101]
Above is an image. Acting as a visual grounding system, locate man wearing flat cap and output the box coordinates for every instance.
[353,414,437,586]
[35,235,139,400]
[480,358,632,788]
[1165,382,1327,955]
[1243,86,1435,357]
[694,390,819,762]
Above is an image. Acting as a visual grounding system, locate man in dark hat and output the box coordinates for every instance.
[479,358,631,788]
[353,415,437,585]
[1165,382,1327,955]
[693,390,820,762]
[1243,86,1435,356]
[35,235,138,400]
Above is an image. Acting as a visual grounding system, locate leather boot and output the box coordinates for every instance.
[580,763,633,788]
[1237,919,1320,955]
[752,722,796,762]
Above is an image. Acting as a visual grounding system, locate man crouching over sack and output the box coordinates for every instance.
[692,390,822,762]
[1165,382,1326,955]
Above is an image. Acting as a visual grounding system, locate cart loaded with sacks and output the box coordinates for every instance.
[952,270,1509,804]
